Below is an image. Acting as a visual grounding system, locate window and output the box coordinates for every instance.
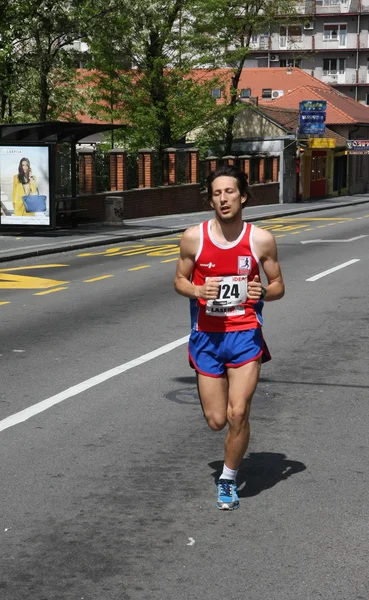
[262,88,272,98]
[366,93,369,105]
[319,0,341,5]
[250,157,260,184]
[240,88,251,99]
[288,25,303,41]
[317,157,326,180]
[323,23,347,45]
[211,88,221,98]
[265,157,274,182]
[323,58,345,74]
[280,25,302,43]
[280,58,301,68]
[311,157,316,181]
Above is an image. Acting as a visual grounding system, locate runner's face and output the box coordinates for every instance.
[210,176,244,222]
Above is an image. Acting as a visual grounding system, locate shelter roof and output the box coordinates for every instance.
[0,122,126,144]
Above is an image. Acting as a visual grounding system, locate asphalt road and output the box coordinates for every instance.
[0,205,368,600]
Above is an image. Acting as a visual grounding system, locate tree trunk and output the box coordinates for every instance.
[39,63,50,121]
[147,30,172,150]
[224,61,244,155]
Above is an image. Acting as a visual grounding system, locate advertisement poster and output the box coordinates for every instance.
[0,145,51,226]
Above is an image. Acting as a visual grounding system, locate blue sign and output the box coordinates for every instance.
[300,112,326,124]
[299,123,326,135]
[299,100,327,112]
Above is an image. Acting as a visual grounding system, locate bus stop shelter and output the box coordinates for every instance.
[0,122,126,230]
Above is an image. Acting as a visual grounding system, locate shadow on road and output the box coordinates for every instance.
[209,452,307,497]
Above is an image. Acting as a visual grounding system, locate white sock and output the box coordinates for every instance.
[219,464,238,482]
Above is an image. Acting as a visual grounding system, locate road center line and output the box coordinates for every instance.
[0,336,189,433]
[306,259,360,282]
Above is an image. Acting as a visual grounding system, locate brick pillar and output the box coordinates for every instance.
[109,148,127,191]
[164,148,177,185]
[272,156,279,182]
[185,148,199,183]
[205,156,219,177]
[258,155,265,184]
[222,155,236,166]
[77,148,95,194]
[138,149,154,188]
[239,155,251,182]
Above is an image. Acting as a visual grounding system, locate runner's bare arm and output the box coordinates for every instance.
[249,228,285,302]
[174,226,222,300]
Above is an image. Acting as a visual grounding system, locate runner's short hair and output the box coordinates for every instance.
[207,165,248,201]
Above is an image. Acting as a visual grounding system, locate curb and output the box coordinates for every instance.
[1,198,369,263]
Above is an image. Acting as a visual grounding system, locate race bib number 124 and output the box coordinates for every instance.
[205,275,247,317]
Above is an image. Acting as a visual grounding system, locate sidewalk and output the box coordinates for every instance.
[1,194,369,263]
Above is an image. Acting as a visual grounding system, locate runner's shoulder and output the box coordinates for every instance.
[252,224,276,244]
[181,224,201,244]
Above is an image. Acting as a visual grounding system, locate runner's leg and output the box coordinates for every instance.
[224,359,261,470]
[196,373,228,431]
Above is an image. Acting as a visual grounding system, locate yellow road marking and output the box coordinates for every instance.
[0,264,69,272]
[146,237,181,242]
[265,217,352,222]
[161,258,178,263]
[34,287,69,296]
[128,265,150,271]
[84,275,114,283]
[0,301,10,305]
[78,245,145,257]
[275,234,286,238]
[317,225,327,228]
[0,273,70,290]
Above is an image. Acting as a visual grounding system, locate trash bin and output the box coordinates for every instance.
[105,196,125,226]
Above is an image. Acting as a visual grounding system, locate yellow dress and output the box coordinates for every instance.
[12,175,37,217]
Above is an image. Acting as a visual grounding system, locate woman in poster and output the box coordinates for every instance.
[12,157,37,216]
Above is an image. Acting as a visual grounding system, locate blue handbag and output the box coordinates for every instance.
[22,194,47,213]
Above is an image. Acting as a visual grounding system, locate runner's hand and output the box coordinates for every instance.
[197,277,223,300]
[247,275,263,300]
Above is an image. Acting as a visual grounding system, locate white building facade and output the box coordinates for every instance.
[245,0,369,105]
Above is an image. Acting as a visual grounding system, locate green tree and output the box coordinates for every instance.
[0,0,115,122]
[86,0,223,150]
[192,0,299,154]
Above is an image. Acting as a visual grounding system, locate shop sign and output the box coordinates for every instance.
[308,138,336,149]
[346,140,369,154]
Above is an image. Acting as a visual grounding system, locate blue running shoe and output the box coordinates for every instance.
[216,479,239,510]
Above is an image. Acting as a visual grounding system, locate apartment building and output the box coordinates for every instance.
[245,0,369,105]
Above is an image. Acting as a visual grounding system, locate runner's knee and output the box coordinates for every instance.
[227,404,251,428]
[205,412,227,431]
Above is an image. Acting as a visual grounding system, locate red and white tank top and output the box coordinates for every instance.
[190,220,263,332]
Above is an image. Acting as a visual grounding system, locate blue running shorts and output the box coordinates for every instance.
[188,328,271,377]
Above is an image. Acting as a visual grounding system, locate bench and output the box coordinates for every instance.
[56,199,88,228]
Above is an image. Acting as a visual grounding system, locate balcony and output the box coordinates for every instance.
[295,0,360,13]
[315,0,352,13]
[321,71,369,84]
[322,71,346,83]
[249,35,270,51]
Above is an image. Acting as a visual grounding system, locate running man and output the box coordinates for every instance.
[174,165,285,510]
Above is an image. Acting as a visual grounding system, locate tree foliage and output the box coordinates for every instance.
[0,0,300,152]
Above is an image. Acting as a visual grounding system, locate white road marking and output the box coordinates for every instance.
[187,538,195,546]
[301,235,368,244]
[306,259,360,282]
[0,335,189,433]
